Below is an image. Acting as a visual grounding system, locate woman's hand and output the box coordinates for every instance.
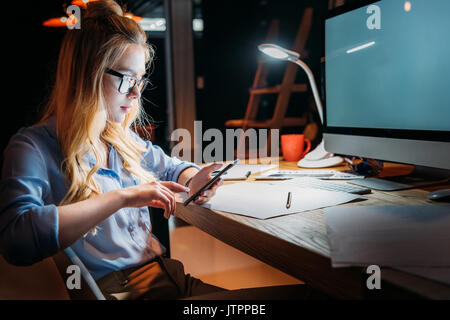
[122,181,189,219]
[188,163,224,205]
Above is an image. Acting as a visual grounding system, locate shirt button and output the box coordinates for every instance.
[128,225,134,233]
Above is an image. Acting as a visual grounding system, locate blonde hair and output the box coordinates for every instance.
[40,0,156,208]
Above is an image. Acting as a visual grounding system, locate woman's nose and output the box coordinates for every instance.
[127,86,141,99]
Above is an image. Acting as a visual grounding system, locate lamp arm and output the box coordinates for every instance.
[288,57,339,162]
[289,58,324,124]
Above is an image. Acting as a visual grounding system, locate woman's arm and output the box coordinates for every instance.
[57,189,126,249]
[57,181,189,249]
[177,167,199,187]
[0,130,190,265]
[136,132,223,205]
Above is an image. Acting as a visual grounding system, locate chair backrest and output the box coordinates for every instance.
[52,209,165,300]
[53,247,106,300]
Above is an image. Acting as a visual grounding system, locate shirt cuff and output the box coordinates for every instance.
[168,162,201,183]
[31,204,60,258]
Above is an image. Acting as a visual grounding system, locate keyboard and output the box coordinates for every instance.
[279,177,372,195]
[255,169,364,180]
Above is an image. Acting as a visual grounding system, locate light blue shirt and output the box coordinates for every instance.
[0,117,200,280]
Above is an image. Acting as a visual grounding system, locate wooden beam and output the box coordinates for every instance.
[164,0,198,160]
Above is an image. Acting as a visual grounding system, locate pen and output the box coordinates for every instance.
[286,192,292,209]
[245,171,251,178]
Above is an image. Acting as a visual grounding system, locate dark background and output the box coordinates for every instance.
[2,0,332,158]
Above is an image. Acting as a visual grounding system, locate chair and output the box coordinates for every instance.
[225,8,314,157]
[52,207,169,300]
[52,247,106,300]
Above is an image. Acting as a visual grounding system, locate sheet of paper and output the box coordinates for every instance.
[202,182,360,219]
[323,205,450,268]
[213,164,277,180]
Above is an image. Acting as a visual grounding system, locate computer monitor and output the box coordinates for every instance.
[323,0,450,190]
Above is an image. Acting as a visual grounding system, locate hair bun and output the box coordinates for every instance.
[83,0,124,20]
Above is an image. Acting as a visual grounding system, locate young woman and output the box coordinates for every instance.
[0,0,324,300]
[0,0,226,299]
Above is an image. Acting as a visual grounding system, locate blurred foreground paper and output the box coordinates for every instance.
[324,205,450,268]
[203,182,360,219]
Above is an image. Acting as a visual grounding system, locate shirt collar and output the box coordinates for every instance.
[40,116,57,139]
[42,116,121,171]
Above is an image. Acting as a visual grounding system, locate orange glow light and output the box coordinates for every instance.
[124,13,143,23]
[42,17,68,27]
[71,0,98,8]
[44,1,142,28]
[43,16,79,27]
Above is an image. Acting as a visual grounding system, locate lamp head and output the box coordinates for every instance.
[258,43,300,61]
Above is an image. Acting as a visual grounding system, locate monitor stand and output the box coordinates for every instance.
[347,166,450,191]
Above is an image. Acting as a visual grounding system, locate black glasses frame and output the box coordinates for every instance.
[105,68,151,94]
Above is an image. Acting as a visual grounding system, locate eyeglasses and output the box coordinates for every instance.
[105,68,151,94]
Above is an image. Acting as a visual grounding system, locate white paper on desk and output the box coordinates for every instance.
[214,164,277,180]
[323,205,450,268]
[202,182,360,219]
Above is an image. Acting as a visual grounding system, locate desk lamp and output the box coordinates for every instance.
[258,43,343,168]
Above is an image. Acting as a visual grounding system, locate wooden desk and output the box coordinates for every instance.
[175,159,450,299]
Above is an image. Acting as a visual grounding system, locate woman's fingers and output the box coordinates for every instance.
[202,178,222,196]
[158,182,184,217]
[160,181,190,193]
[201,189,215,198]
[194,196,207,205]
[191,177,222,205]
[129,178,219,212]
[148,199,165,209]
[196,163,223,180]
[194,189,216,204]
[158,186,176,218]
[148,187,173,219]
[211,178,223,189]
[202,162,223,174]
[125,181,184,216]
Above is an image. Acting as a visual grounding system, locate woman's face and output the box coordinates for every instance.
[103,44,147,123]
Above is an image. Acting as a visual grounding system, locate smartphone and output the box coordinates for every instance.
[183,159,240,206]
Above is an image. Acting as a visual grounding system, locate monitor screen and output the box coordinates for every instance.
[323,0,450,170]
[326,0,450,132]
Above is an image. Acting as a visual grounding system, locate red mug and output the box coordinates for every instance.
[281,134,311,161]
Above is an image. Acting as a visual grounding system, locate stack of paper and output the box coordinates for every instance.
[323,205,450,285]
[203,182,360,219]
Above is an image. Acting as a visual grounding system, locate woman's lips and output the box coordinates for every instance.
[120,105,132,112]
